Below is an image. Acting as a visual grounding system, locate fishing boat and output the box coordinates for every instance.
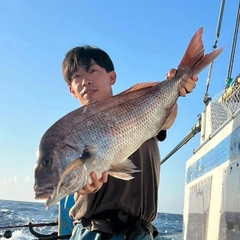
[1,0,239,239]
[183,77,240,239]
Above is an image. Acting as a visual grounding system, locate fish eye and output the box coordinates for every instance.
[42,156,53,168]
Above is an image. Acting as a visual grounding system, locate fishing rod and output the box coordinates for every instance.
[0,230,12,239]
[0,221,58,230]
[28,222,71,239]
[0,221,72,239]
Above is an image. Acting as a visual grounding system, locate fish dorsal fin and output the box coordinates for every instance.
[122,82,159,94]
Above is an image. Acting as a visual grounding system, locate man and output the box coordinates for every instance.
[62,45,197,240]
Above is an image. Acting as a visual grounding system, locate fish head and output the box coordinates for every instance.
[34,133,83,208]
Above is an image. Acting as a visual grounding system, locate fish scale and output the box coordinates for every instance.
[34,27,224,207]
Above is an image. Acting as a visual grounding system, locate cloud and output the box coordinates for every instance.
[0,176,35,202]
[25,176,30,182]
[13,176,18,183]
[1,176,32,186]
[3,178,13,185]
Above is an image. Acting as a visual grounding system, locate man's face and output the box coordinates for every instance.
[69,59,116,106]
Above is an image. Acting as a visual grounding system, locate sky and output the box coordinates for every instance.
[0,0,239,215]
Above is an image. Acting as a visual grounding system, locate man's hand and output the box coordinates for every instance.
[78,171,108,195]
[166,69,198,97]
[162,69,199,130]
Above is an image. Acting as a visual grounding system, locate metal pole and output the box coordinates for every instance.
[203,0,226,105]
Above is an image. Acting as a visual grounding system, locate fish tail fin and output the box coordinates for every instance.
[178,27,224,75]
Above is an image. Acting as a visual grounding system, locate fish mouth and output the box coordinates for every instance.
[35,186,63,207]
[34,187,54,200]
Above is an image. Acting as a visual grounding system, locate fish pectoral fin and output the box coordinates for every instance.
[108,159,141,180]
[56,158,84,194]
[56,147,96,195]
[108,172,135,180]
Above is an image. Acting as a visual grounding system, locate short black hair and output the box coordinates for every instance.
[62,45,115,85]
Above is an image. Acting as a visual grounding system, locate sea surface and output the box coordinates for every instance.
[0,199,183,240]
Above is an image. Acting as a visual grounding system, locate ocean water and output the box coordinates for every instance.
[0,199,183,240]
